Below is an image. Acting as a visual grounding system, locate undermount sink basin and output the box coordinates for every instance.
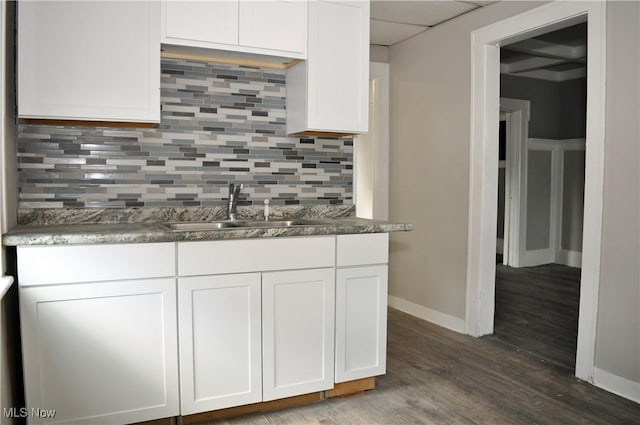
[168,221,242,231]
[167,219,333,232]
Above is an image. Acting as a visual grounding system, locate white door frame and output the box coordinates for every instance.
[465,1,606,383]
[354,61,390,220]
[500,97,530,267]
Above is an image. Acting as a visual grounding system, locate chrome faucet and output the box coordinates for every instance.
[226,183,244,221]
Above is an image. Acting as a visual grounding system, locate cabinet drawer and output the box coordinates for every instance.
[17,243,176,286]
[177,237,335,276]
[336,233,389,267]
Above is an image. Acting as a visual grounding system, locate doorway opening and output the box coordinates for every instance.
[493,23,588,372]
[466,2,605,383]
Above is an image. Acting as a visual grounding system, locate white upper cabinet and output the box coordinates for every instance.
[239,1,307,55]
[286,0,370,135]
[163,1,239,47]
[18,1,160,123]
[162,0,307,59]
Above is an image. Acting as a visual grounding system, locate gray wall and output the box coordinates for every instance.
[561,150,585,251]
[389,0,640,387]
[558,78,587,139]
[526,150,552,250]
[497,167,505,240]
[501,74,586,139]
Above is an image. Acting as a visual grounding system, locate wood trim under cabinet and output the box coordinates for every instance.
[20,119,157,128]
[179,377,375,424]
[161,51,301,70]
[292,130,357,138]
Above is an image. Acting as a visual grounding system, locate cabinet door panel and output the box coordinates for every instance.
[239,1,307,55]
[335,265,388,382]
[307,0,369,132]
[18,1,160,122]
[262,268,335,400]
[178,274,262,414]
[163,1,239,46]
[20,279,178,425]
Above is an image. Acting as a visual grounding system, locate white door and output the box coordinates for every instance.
[262,268,335,400]
[335,265,388,382]
[178,273,262,414]
[20,279,179,425]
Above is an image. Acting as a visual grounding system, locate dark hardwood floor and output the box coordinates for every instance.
[213,308,639,425]
[494,263,582,372]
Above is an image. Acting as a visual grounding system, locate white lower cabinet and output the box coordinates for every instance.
[335,233,389,383]
[178,273,263,414]
[20,278,179,425]
[17,234,389,423]
[262,268,335,400]
[176,237,336,414]
[335,265,388,382]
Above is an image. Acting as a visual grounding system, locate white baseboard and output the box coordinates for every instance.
[388,295,466,334]
[556,249,582,267]
[594,367,640,403]
[520,248,555,267]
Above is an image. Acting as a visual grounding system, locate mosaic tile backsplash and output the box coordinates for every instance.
[18,59,353,208]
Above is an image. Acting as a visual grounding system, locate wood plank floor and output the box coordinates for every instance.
[494,263,581,372]
[209,308,639,425]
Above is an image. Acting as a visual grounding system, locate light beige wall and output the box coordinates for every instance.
[389,0,640,388]
[1,2,19,423]
[388,1,545,319]
[369,45,389,64]
[595,1,640,383]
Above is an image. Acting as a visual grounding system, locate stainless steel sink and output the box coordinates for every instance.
[167,219,333,232]
[168,221,242,231]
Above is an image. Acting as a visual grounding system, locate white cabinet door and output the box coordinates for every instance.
[262,268,335,400]
[287,0,369,134]
[335,265,388,382]
[162,1,239,48]
[18,1,160,122]
[19,279,179,425]
[161,0,307,59]
[239,1,307,55]
[178,273,262,414]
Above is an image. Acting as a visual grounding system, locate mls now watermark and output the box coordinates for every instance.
[3,407,57,419]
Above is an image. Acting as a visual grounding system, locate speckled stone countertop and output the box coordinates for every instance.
[3,206,412,246]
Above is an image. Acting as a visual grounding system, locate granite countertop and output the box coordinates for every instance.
[2,206,412,246]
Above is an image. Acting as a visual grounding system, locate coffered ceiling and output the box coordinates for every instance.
[500,22,587,82]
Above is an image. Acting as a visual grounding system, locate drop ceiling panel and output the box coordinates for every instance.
[370,0,478,27]
[370,19,426,46]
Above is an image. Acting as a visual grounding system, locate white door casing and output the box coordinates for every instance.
[355,62,390,220]
[466,1,605,383]
[499,98,530,267]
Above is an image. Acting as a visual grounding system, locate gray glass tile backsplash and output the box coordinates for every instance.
[18,58,353,208]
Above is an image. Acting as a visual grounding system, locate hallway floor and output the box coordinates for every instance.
[494,263,581,372]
